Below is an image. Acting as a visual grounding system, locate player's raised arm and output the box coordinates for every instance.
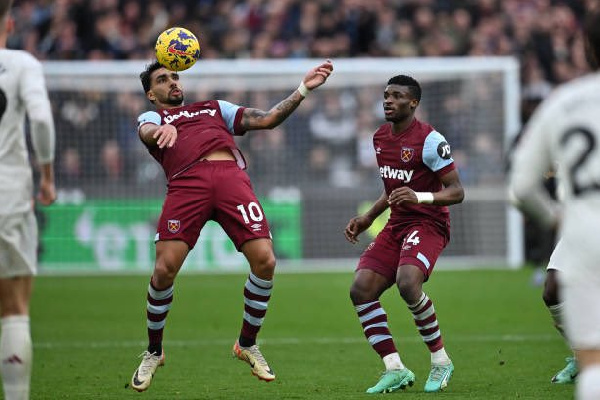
[137,111,178,149]
[241,60,333,131]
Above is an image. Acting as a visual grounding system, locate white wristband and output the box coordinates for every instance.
[415,192,434,204]
[297,81,311,97]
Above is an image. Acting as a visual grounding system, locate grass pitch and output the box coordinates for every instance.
[31,269,573,399]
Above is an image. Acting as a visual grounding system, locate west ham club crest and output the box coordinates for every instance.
[401,147,414,162]
[168,219,181,233]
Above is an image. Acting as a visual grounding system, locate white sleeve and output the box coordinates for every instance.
[20,57,55,165]
[137,111,162,130]
[509,99,560,228]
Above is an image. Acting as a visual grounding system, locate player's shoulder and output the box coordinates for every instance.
[545,72,600,107]
[0,49,41,68]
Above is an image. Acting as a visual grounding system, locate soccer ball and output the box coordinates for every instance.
[155,27,201,72]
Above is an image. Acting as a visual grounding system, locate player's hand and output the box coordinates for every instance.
[344,215,372,244]
[387,187,418,206]
[154,124,178,148]
[37,178,56,206]
[303,60,334,90]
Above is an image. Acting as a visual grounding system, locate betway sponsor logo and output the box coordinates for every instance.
[164,109,216,124]
[379,165,414,182]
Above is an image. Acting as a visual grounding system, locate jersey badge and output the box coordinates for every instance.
[167,219,181,233]
[401,147,414,162]
[437,141,452,159]
[376,147,382,155]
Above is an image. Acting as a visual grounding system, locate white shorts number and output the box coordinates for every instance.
[236,202,264,224]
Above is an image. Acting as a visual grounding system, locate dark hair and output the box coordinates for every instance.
[387,75,421,101]
[140,60,163,93]
[584,11,600,69]
[0,0,13,18]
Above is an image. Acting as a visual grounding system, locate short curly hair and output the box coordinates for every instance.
[387,75,421,102]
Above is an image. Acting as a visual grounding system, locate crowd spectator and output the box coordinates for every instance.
[10,0,594,193]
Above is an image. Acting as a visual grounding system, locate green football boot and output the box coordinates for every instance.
[424,362,454,392]
[551,357,578,384]
[366,368,416,394]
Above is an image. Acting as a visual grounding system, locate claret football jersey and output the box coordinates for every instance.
[373,118,455,225]
[138,100,247,180]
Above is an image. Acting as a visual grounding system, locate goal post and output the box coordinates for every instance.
[41,57,522,273]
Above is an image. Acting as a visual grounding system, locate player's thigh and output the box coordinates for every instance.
[213,169,271,250]
[156,185,212,249]
[397,221,448,281]
[0,211,37,280]
[356,225,400,284]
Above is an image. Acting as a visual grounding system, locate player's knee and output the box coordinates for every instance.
[349,281,373,305]
[543,275,560,306]
[251,251,276,278]
[542,286,559,306]
[397,277,421,304]
[153,259,179,284]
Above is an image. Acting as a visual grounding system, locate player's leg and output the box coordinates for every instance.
[559,257,600,400]
[230,238,276,382]
[396,223,453,393]
[544,269,578,383]
[351,227,415,393]
[544,240,578,383]
[0,211,37,400]
[0,277,33,400]
[351,268,415,394]
[210,162,277,381]
[131,240,189,392]
[575,351,600,400]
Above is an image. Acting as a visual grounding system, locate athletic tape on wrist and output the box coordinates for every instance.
[415,192,434,204]
[297,81,310,97]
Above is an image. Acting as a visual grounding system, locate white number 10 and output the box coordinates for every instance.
[237,202,264,224]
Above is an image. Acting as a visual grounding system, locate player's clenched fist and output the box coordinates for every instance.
[387,187,418,205]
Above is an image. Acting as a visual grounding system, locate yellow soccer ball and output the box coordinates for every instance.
[155,27,201,71]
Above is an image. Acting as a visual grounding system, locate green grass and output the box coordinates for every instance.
[30,269,574,399]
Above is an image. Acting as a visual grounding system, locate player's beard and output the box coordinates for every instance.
[166,93,184,106]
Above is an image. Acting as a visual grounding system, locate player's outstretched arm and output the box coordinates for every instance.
[139,123,178,149]
[241,60,334,131]
[344,190,388,244]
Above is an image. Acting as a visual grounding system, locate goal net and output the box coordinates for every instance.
[40,57,522,273]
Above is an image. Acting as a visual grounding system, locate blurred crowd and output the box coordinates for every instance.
[8,0,595,197]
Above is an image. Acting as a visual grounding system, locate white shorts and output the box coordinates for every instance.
[546,239,565,272]
[558,238,600,349]
[0,211,38,278]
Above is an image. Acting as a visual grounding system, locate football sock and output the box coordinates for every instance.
[239,273,273,347]
[146,280,173,355]
[408,292,444,353]
[383,352,405,371]
[547,303,566,337]
[0,316,32,400]
[355,300,398,359]
[431,347,452,365]
[576,365,600,400]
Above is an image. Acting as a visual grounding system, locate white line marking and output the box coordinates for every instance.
[34,333,561,349]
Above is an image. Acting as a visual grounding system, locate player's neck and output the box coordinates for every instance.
[391,116,415,135]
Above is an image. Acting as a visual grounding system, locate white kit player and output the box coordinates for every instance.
[0,1,56,399]
[510,11,600,400]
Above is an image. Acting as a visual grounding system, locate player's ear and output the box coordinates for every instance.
[146,90,156,103]
[410,99,419,110]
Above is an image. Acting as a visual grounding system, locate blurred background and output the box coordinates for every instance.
[11,0,592,273]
